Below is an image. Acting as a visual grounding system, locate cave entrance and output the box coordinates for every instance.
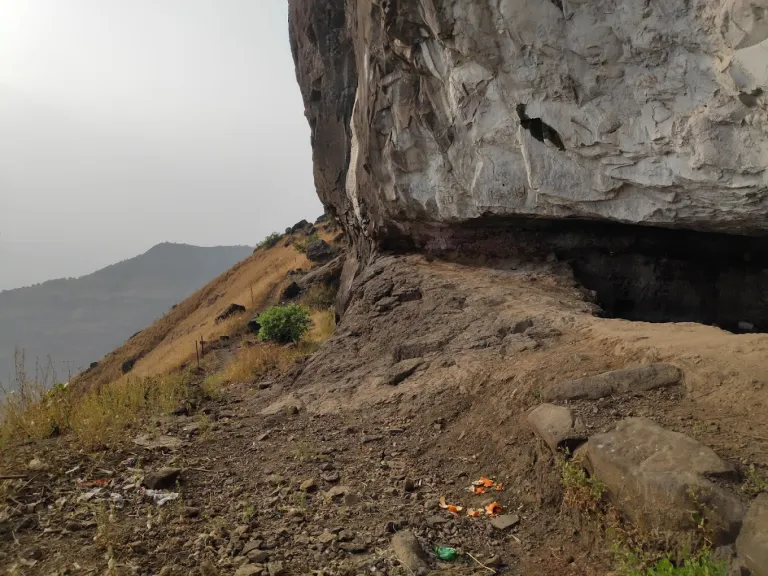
[407,217,768,334]
[559,223,768,333]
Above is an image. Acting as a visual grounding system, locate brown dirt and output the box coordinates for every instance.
[2,253,767,575]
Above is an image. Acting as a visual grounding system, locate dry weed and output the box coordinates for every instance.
[308,309,336,344]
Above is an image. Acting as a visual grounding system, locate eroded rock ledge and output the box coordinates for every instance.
[290,0,768,247]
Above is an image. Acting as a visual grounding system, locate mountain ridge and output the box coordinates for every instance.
[0,242,252,388]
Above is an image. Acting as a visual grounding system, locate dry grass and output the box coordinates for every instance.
[69,372,191,448]
[1,233,341,450]
[308,309,336,344]
[299,283,337,310]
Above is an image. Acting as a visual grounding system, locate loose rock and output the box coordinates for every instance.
[586,418,743,543]
[299,478,316,492]
[736,494,768,576]
[234,565,261,576]
[391,530,429,572]
[490,515,520,531]
[542,363,681,401]
[527,403,587,454]
[142,467,182,490]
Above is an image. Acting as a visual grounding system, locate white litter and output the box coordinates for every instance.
[142,488,180,506]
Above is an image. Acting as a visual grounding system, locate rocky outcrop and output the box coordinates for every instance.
[290,0,768,249]
[585,418,745,544]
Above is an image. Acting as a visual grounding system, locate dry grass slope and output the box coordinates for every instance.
[0,227,341,449]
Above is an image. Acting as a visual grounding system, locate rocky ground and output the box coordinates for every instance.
[2,253,768,575]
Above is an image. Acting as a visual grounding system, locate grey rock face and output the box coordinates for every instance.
[290,0,768,246]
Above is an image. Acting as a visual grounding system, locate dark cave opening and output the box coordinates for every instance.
[385,217,768,333]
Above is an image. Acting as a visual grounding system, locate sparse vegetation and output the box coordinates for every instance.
[257,304,312,343]
[299,283,337,310]
[561,454,606,513]
[292,232,319,254]
[258,232,282,250]
[0,351,199,448]
[742,463,767,496]
[620,551,726,576]
[68,372,193,448]
[214,343,306,384]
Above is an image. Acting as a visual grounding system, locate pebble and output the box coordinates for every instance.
[300,478,317,492]
[142,467,182,490]
[489,514,520,531]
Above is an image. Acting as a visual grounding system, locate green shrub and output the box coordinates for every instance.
[258,232,281,250]
[257,304,311,343]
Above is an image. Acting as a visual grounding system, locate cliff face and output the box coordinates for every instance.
[290,0,768,247]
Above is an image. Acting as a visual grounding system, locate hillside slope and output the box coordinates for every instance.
[0,243,252,389]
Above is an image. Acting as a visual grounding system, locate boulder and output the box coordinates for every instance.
[527,404,587,455]
[305,239,334,262]
[216,303,246,324]
[297,254,345,290]
[247,316,261,335]
[290,219,311,233]
[542,364,681,402]
[121,357,138,374]
[585,418,744,543]
[280,281,301,300]
[289,0,768,244]
[736,494,768,576]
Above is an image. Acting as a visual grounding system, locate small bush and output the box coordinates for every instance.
[258,232,281,250]
[257,305,311,343]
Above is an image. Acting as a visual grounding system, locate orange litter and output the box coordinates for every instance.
[472,486,486,494]
[77,479,109,487]
[485,502,502,516]
[495,482,504,492]
[439,495,464,515]
[466,508,482,518]
[472,477,495,488]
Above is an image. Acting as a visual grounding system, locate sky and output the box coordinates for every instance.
[0,0,321,290]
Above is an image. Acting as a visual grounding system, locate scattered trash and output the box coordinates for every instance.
[466,508,482,518]
[110,493,125,508]
[469,476,503,494]
[77,478,110,488]
[485,502,502,517]
[439,496,463,515]
[142,488,180,506]
[435,546,458,561]
[77,488,103,502]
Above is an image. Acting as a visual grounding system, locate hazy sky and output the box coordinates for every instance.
[0,0,321,289]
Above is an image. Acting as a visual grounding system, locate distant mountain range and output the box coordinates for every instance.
[0,242,252,389]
